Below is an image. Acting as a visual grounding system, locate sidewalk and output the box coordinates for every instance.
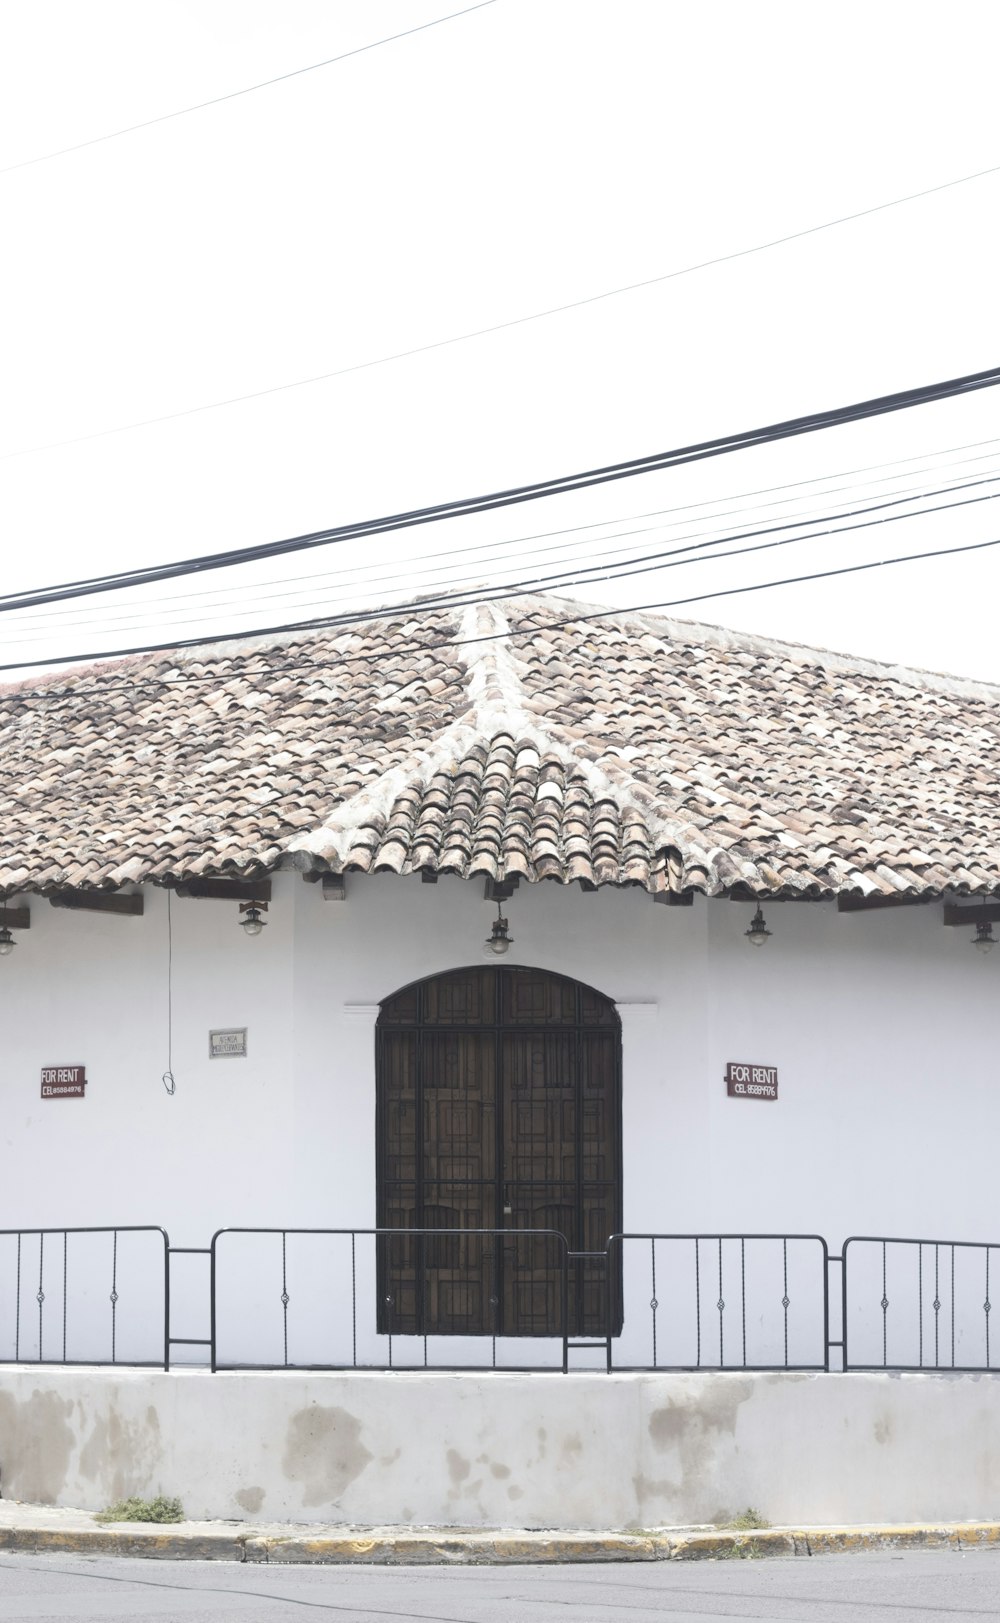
[1,1502,1000,1563]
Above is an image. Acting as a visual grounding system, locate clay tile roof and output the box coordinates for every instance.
[3,592,1000,899]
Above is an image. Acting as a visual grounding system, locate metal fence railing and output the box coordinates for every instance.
[210,1227,572,1373]
[0,1227,169,1369]
[606,1234,830,1372]
[3,1225,1000,1375]
[841,1236,1000,1372]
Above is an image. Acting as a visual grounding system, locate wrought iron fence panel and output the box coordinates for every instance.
[10,1224,1000,1376]
[605,1234,829,1371]
[0,1227,169,1368]
[843,1236,1000,1371]
[210,1227,571,1372]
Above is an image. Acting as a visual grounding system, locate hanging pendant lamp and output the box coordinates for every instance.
[745,904,772,947]
[239,899,268,937]
[972,900,996,954]
[484,900,513,955]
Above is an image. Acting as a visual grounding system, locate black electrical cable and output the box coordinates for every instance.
[5,467,996,652]
[3,364,1000,617]
[9,441,999,636]
[413,479,1000,620]
[2,482,998,674]
[7,455,997,645]
[4,531,1000,706]
[623,534,1000,626]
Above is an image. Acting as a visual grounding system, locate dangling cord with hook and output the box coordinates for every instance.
[162,888,176,1094]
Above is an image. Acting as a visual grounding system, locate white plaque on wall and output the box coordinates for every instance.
[209,1028,247,1058]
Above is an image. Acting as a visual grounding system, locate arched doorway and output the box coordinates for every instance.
[376,964,622,1338]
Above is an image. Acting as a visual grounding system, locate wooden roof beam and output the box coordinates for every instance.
[49,889,143,915]
[174,878,272,902]
[837,893,931,913]
[484,877,519,901]
[943,902,1000,927]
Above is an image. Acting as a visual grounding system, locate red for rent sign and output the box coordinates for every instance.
[41,1065,87,1099]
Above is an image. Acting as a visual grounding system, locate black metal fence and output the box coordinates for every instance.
[4,1225,1000,1374]
[841,1236,1000,1372]
[210,1227,572,1373]
[607,1234,829,1371]
[0,1227,168,1368]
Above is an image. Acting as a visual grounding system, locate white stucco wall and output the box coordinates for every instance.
[2,1365,999,1529]
[0,872,997,1366]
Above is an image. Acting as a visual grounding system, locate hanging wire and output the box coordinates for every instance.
[162,889,176,1095]
[7,435,1000,638]
[0,3,496,178]
[3,362,998,613]
[3,479,998,676]
[5,456,997,651]
[3,162,999,463]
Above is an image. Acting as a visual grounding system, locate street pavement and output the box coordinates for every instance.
[0,1548,999,1620]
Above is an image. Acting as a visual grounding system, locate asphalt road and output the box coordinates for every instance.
[0,1549,999,1621]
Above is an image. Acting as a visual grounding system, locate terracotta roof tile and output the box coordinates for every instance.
[3,593,1000,898]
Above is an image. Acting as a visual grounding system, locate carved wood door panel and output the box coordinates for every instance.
[377,966,621,1338]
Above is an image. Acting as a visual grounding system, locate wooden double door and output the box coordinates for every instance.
[376,965,622,1338]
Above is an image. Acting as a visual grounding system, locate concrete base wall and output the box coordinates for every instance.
[1,1367,999,1529]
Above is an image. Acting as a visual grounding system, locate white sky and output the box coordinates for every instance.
[2,0,999,682]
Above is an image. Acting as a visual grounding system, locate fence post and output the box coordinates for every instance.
[605,1237,614,1373]
[841,1240,850,1371]
[824,1239,831,1369]
[561,1237,569,1374]
[209,1232,219,1373]
[162,1229,171,1372]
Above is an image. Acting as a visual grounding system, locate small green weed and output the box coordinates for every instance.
[725,1507,770,1531]
[95,1495,184,1525]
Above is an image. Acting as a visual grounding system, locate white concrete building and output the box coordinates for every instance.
[2,592,999,1525]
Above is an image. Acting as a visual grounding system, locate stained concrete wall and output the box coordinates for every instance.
[2,1367,1000,1529]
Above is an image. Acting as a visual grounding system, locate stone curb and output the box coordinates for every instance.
[2,1519,1000,1564]
[0,1527,245,1562]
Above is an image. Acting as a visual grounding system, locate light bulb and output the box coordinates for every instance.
[484,906,513,955]
[745,906,771,946]
[240,904,266,937]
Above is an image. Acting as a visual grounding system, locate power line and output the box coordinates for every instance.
[0,3,496,177]
[3,532,999,702]
[2,478,998,671]
[4,163,999,465]
[8,449,998,639]
[4,465,997,651]
[523,481,1000,601]
[625,535,1000,628]
[4,364,1000,616]
[10,434,1000,635]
